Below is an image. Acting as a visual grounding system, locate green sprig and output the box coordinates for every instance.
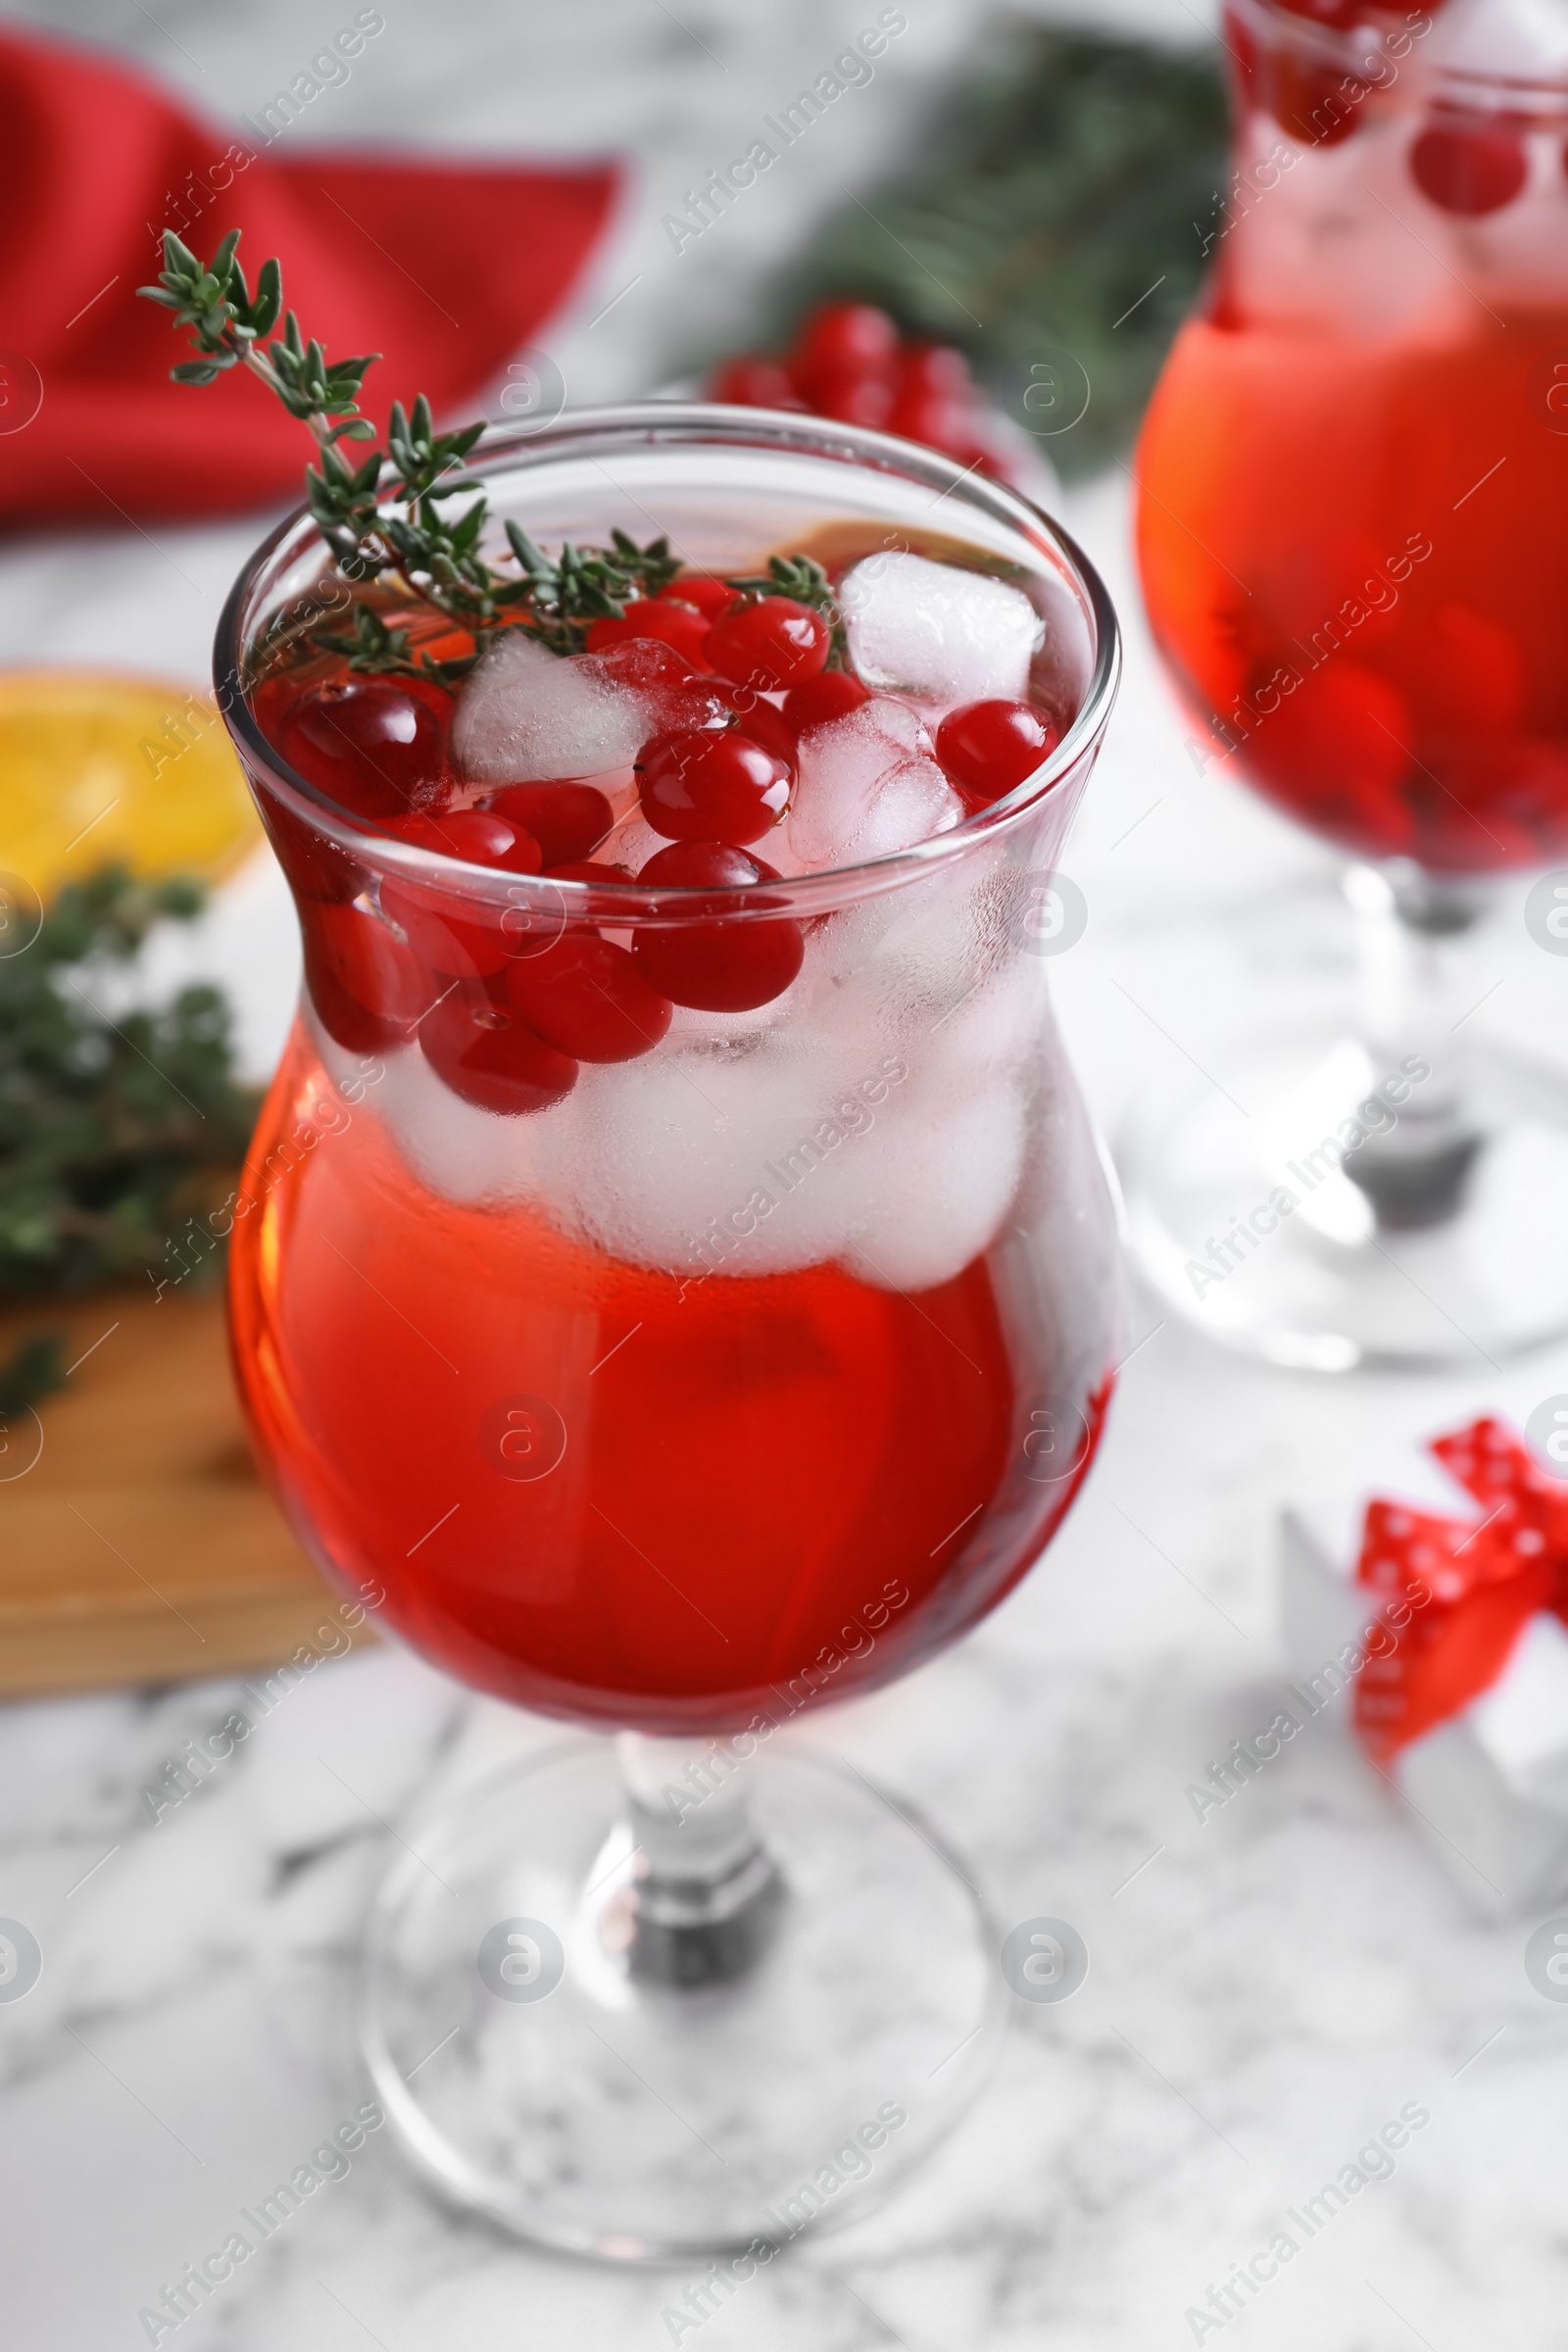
[312,602,480,689]
[0,867,259,1300]
[139,232,502,640]
[140,232,837,671]
[502,525,696,656]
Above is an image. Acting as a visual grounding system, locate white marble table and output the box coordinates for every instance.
[4,3,1568,2345]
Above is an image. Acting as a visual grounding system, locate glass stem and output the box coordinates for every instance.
[1340,859,1488,1231]
[614,1733,784,1988]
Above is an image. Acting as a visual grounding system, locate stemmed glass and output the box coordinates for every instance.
[1124,0,1568,1369]
[214,407,1121,2257]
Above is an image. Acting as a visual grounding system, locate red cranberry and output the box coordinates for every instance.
[1411,119,1529,216]
[588,639,734,734]
[505,933,672,1062]
[710,355,806,409]
[388,809,542,873]
[896,342,972,399]
[936,701,1062,808]
[638,843,778,887]
[888,388,986,459]
[585,599,713,666]
[1432,739,1568,869]
[1223,7,1260,102]
[478,782,612,865]
[663,578,736,621]
[811,372,895,427]
[782,670,870,737]
[705,596,831,692]
[1267,53,1367,146]
[633,842,805,1012]
[421,988,578,1115]
[1272,0,1360,24]
[380,876,514,979]
[639,729,792,845]
[259,799,366,905]
[545,858,634,884]
[789,301,899,395]
[278,677,447,818]
[299,899,431,1053]
[587,636,695,693]
[1243,662,1411,846]
[712,685,797,761]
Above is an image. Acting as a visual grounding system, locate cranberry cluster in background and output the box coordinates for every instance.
[708,300,1004,475]
[259,561,1060,1118]
[1229,0,1559,220]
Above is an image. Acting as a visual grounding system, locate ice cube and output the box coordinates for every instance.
[852,759,963,862]
[452,632,726,787]
[587,639,732,736]
[839,552,1044,706]
[840,1075,1026,1294]
[319,1031,559,1206]
[314,942,1028,1296]
[1433,0,1568,76]
[786,700,961,869]
[662,992,799,1048]
[453,632,648,782]
[1227,109,1473,344]
[832,962,1042,1294]
[554,1035,868,1279]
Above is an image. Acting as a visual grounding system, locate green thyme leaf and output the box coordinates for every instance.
[312,604,417,676]
[725,553,836,612]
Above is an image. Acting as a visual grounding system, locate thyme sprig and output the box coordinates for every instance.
[502,525,687,655]
[139,231,842,670]
[138,232,665,667]
[724,553,834,612]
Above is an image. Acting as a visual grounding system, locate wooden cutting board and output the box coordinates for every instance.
[0,1286,373,1696]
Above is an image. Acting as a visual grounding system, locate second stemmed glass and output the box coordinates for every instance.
[1124,0,1568,1370]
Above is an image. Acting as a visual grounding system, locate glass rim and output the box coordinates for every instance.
[212,402,1120,923]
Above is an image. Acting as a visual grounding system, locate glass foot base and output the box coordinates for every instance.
[1117,1025,1568,1371]
[361,1740,1002,2260]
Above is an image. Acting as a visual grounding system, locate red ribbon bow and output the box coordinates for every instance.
[1353,1417,1568,1759]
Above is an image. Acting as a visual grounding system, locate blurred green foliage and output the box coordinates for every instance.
[777,27,1229,476]
[0,1329,67,1415]
[0,864,259,1302]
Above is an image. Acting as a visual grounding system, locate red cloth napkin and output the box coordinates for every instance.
[0,26,617,531]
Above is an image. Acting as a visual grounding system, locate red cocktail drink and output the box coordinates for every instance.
[231,1015,1105,1729]
[1137,0,1568,871]
[215,407,1121,2253]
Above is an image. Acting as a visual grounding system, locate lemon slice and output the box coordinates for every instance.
[0,669,262,904]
